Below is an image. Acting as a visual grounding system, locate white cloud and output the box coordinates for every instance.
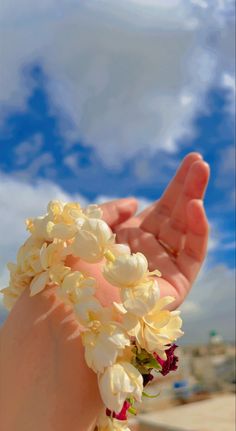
[180,265,235,344]
[0,0,234,169]
[14,133,44,166]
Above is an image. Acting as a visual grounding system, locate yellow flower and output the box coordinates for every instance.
[98,362,143,413]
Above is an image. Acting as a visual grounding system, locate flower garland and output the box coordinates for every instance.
[0,200,184,431]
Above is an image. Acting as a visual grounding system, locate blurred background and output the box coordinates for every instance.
[0,1,235,429]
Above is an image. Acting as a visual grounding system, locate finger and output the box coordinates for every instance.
[100,198,138,228]
[140,152,203,235]
[176,199,209,284]
[158,160,210,252]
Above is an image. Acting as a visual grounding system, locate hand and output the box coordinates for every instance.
[0,198,138,431]
[113,153,210,308]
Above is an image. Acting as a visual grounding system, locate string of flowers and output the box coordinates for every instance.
[0,200,184,431]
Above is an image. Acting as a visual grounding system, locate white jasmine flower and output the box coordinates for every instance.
[17,239,43,276]
[40,240,67,270]
[46,221,78,240]
[82,321,130,373]
[58,271,96,305]
[109,243,131,257]
[103,253,148,288]
[83,204,103,219]
[47,200,64,221]
[74,293,102,326]
[61,202,82,223]
[97,412,131,431]
[29,271,49,296]
[98,362,143,413]
[121,278,160,317]
[71,218,115,262]
[126,297,183,358]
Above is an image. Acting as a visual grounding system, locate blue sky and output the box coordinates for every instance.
[0,0,235,342]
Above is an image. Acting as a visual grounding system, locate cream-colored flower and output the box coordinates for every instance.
[73,292,102,326]
[26,215,52,240]
[82,321,130,373]
[126,297,183,358]
[48,263,71,285]
[47,200,64,221]
[83,204,103,219]
[103,253,148,288]
[46,221,78,240]
[40,240,67,270]
[98,362,143,413]
[109,243,131,257]
[0,286,24,310]
[61,202,82,224]
[47,200,83,224]
[57,271,96,305]
[71,218,115,262]
[29,263,71,297]
[17,239,43,276]
[30,271,49,296]
[121,278,160,317]
[7,262,32,291]
[97,412,131,431]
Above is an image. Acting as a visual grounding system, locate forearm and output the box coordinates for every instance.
[0,284,102,431]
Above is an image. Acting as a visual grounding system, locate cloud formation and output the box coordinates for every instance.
[0,0,234,168]
[181,265,235,344]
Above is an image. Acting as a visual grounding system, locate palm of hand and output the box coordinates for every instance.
[112,153,210,308]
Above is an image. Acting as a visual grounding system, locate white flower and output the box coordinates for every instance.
[97,412,131,431]
[103,253,148,288]
[0,286,23,310]
[40,240,66,270]
[30,271,49,296]
[82,322,130,373]
[46,221,77,240]
[125,297,184,358]
[98,362,143,413]
[29,263,71,297]
[121,278,160,317]
[17,239,43,276]
[47,200,64,221]
[108,243,131,257]
[73,290,102,325]
[57,271,96,305]
[83,204,103,219]
[71,218,114,262]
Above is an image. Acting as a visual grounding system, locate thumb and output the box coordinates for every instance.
[99,197,138,228]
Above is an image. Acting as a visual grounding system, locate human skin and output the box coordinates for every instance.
[0,153,210,431]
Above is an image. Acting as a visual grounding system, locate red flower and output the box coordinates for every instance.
[142,372,154,387]
[106,400,131,421]
[154,344,178,376]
